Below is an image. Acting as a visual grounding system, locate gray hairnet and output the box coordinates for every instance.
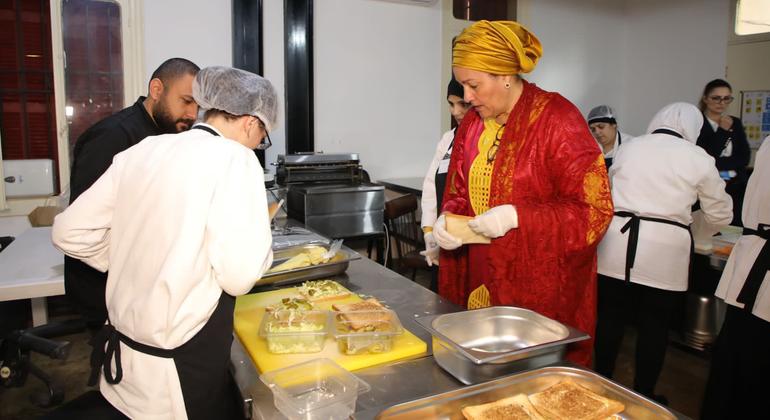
[587,105,617,125]
[646,102,703,144]
[192,66,279,132]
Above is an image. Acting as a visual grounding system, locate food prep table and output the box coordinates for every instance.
[230,220,690,419]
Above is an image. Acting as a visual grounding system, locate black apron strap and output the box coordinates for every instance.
[193,124,221,137]
[615,211,691,283]
[88,292,229,387]
[651,128,684,138]
[736,224,770,312]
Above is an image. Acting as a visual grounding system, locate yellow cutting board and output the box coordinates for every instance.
[234,285,428,374]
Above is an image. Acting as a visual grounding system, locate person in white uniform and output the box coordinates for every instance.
[595,102,733,404]
[701,136,770,419]
[420,78,470,282]
[51,66,277,420]
[587,105,633,169]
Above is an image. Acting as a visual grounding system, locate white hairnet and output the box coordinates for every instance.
[587,105,616,124]
[192,66,279,132]
[646,102,703,144]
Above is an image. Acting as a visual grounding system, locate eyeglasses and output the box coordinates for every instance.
[254,117,272,150]
[708,95,734,104]
[486,123,506,164]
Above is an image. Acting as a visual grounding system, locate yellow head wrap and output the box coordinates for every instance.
[453,20,542,75]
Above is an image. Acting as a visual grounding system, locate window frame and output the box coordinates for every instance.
[0,0,143,214]
[729,0,770,45]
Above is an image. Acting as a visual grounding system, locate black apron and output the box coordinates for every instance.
[615,211,692,284]
[434,133,455,211]
[88,124,240,420]
[735,223,770,312]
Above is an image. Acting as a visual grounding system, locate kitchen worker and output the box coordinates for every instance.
[432,20,614,366]
[595,102,733,404]
[701,136,770,419]
[587,105,634,169]
[51,66,277,420]
[696,79,750,226]
[66,57,200,331]
[420,78,471,281]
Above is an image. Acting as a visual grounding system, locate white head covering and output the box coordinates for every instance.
[587,105,617,125]
[646,102,703,144]
[192,66,279,132]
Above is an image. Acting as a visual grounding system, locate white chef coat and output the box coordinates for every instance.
[597,130,633,162]
[715,137,770,321]
[598,133,733,291]
[52,123,274,419]
[421,128,454,230]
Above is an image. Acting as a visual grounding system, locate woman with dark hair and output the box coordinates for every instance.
[697,78,750,226]
[421,78,470,275]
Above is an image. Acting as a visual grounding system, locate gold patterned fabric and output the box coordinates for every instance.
[453,20,542,75]
[468,119,503,215]
[583,154,613,245]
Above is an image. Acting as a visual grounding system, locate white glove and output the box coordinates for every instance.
[433,214,462,250]
[468,205,519,238]
[419,232,440,266]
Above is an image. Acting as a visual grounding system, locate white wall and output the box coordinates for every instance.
[142,0,232,79]
[520,0,627,128]
[517,0,728,137]
[314,0,442,180]
[621,0,728,135]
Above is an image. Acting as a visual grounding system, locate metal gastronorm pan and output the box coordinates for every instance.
[415,306,589,384]
[376,366,677,419]
[256,243,360,287]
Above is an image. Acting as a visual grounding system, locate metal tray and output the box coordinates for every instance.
[376,366,678,419]
[258,243,360,287]
[415,307,589,384]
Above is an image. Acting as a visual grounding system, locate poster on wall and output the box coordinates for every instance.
[740,90,770,149]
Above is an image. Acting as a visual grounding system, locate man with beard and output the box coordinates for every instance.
[66,57,199,331]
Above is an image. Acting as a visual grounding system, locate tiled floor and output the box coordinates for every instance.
[0,259,710,419]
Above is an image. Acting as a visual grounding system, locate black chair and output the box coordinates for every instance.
[384,194,431,280]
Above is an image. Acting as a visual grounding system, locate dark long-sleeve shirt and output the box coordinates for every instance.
[696,115,750,180]
[65,96,159,327]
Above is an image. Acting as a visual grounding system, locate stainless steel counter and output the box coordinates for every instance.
[230,254,465,419]
[229,246,690,419]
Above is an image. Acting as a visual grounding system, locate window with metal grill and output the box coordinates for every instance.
[0,0,58,165]
[62,0,123,151]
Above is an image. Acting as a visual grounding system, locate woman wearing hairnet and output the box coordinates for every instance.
[432,20,614,366]
[587,105,634,169]
[595,103,733,404]
[420,78,470,277]
[52,66,277,419]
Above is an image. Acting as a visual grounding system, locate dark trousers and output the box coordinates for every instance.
[64,256,108,331]
[594,275,682,397]
[701,305,770,419]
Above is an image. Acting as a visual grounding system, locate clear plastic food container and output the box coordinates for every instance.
[259,358,371,420]
[332,309,404,355]
[259,309,329,354]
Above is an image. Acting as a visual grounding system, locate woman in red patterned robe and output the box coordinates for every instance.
[431,20,613,366]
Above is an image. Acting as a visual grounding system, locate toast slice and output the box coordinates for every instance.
[332,298,391,331]
[445,213,491,244]
[461,394,545,420]
[528,379,625,420]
